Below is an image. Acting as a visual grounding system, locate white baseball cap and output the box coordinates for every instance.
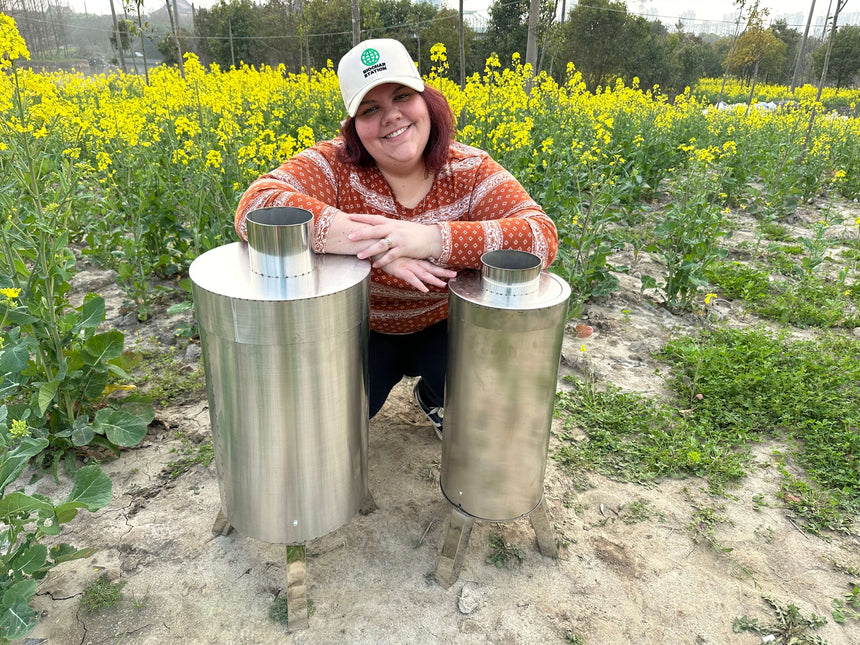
[338,39,425,117]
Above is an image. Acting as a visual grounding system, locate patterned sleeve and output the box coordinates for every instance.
[234,142,343,253]
[436,155,558,270]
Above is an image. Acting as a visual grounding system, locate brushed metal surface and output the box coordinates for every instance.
[190,235,371,544]
[441,252,570,521]
[246,207,315,278]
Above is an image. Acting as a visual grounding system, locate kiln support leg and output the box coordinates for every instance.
[435,508,475,589]
[286,544,309,630]
[529,501,558,558]
[211,508,233,536]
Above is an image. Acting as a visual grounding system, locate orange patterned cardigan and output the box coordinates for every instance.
[235,138,558,334]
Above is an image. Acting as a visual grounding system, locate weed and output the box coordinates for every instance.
[831,585,860,623]
[565,631,587,645]
[688,505,734,555]
[129,591,150,611]
[753,525,775,544]
[823,555,860,578]
[706,260,860,328]
[660,329,860,529]
[268,596,289,624]
[486,533,525,568]
[137,347,206,407]
[751,493,769,510]
[779,469,856,536]
[419,459,440,484]
[757,219,794,243]
[80,575,125,613]
[733,596,828,644]
[555,376,747,491]
[268,596,315,625]
[619,498,661,524]
[165,434,214,479]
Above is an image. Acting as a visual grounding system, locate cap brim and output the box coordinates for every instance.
[346,77,425,117]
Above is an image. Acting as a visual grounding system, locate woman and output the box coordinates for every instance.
[235,38,558,437]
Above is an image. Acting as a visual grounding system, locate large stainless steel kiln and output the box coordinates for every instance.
[190,207,370,546]
[436,250,570,586]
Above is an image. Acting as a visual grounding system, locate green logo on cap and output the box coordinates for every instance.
[360,48,380,66]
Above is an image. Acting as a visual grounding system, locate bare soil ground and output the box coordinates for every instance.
[25,199,860,645]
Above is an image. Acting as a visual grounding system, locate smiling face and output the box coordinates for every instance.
[353,83,431,176]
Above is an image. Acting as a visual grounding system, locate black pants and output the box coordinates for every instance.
[369,320,447,418]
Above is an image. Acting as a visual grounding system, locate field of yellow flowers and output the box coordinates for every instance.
[2,14,860,643]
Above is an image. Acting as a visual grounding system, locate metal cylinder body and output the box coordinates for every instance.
[441,251,570,521]
[190,207,370,544]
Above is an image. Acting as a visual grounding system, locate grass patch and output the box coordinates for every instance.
[80,574,125,613]
[733,596,828,644]
[556,327,860,533]
[486,533,526,568]
[138,347,206,407]
[165,433,214,479]
[555,380,748,491]
[706,260,860,328]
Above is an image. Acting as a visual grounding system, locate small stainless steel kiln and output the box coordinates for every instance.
[190,207,371,627]
[436,250,570,587]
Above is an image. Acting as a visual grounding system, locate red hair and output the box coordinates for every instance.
[338,86,455,174]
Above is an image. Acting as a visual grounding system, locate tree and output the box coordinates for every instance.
[618,14,670,91]
[157,27,193,65]
[257,0,305,71]
[561,0,627,89]
[729,21,786,84]
[770,19,801,84]
[479,0,530,67]
[194,0,264,68]
[811,24,860,91]
[664,31,712,95]
[109,17,131,52]
[303,0,352,69]
[420,7,474,82]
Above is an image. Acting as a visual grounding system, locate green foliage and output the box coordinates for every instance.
[557,328,859,530]
[0,63,153,468]
[660,328,860,529]
[137,348,206,408]
[811,25,860,91]
[0,405,113,640]
[831,585,860,624]
[165,435,214,479]
[733,596,828,644]
[268,594,315,625]
[641,154,729,311]
[80,574,125,613]
[486,533,525,568]
[707,248,860,330]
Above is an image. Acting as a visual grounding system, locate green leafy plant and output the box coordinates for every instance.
[0,405,113,640]
[486,533,525,568]
[165,435,214,479]
[641,151,729,311]
[0,56,153,472]
[733,596,828,644]
[831,585,860,624]
[80,574,125,613]
[687,505,733,555]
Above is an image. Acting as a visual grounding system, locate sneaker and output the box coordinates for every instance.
[413,379,444,440]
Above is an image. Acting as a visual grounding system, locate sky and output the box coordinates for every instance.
[66,0,834,32]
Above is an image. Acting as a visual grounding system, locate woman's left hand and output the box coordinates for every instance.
[347,213,443,267]
[377,257,457,292]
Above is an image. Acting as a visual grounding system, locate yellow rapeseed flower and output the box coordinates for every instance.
[0,14,30,68]
[10,419,28,438]
[0,287,20,302]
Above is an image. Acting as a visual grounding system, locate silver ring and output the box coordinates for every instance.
[384,236,393,250]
